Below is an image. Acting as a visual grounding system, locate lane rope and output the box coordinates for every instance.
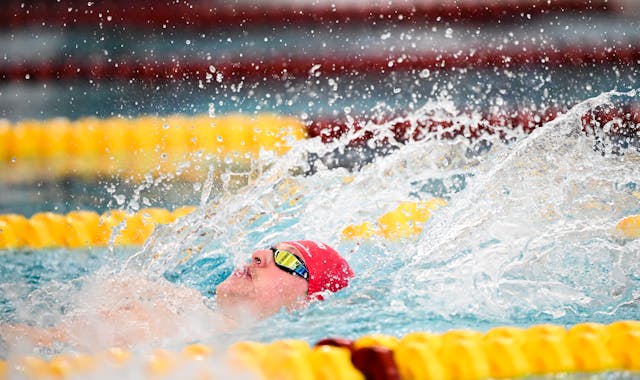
[1,203,637,250]
[0,206,195,249]
[0,114,306,178]
[1,321,639,379]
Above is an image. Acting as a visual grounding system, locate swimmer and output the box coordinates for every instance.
[217,240,354,319]
[1,240,353,350]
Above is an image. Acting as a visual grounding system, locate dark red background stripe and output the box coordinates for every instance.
[3,45,639,82]
[1,0,617,29]
[307,104,640,144]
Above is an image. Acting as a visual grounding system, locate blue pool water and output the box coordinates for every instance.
[1,91,639,364]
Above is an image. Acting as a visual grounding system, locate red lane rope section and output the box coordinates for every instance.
[1,0,616,29]
[3,45,639,82]
[307,104,640,145]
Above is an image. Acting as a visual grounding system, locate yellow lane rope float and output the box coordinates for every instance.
[0,206,195,249]
[341,199,640,242]
[1,205,638,250]
[342,199,447,240]
[0,114,306,179]
[616,214,640,240]
[1,321,638,380]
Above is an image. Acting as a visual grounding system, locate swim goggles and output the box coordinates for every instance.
[270,247,309,281]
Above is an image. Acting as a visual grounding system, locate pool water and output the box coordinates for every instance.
[1,90,639,365]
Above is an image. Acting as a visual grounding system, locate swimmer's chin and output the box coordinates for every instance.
[218,301,265,325]
[217,296,309,324]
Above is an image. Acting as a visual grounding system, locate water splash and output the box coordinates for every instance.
[390,90,640,324]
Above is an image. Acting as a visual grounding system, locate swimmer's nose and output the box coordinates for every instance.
[250,249,271,268]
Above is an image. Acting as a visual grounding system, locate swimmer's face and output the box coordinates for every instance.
[216,243,308,319]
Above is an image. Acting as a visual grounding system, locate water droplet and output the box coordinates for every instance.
[445,28,453,39]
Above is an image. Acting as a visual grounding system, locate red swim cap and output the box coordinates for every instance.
[285,240,354,300]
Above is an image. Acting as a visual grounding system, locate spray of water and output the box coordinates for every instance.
[393,90,640,323]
